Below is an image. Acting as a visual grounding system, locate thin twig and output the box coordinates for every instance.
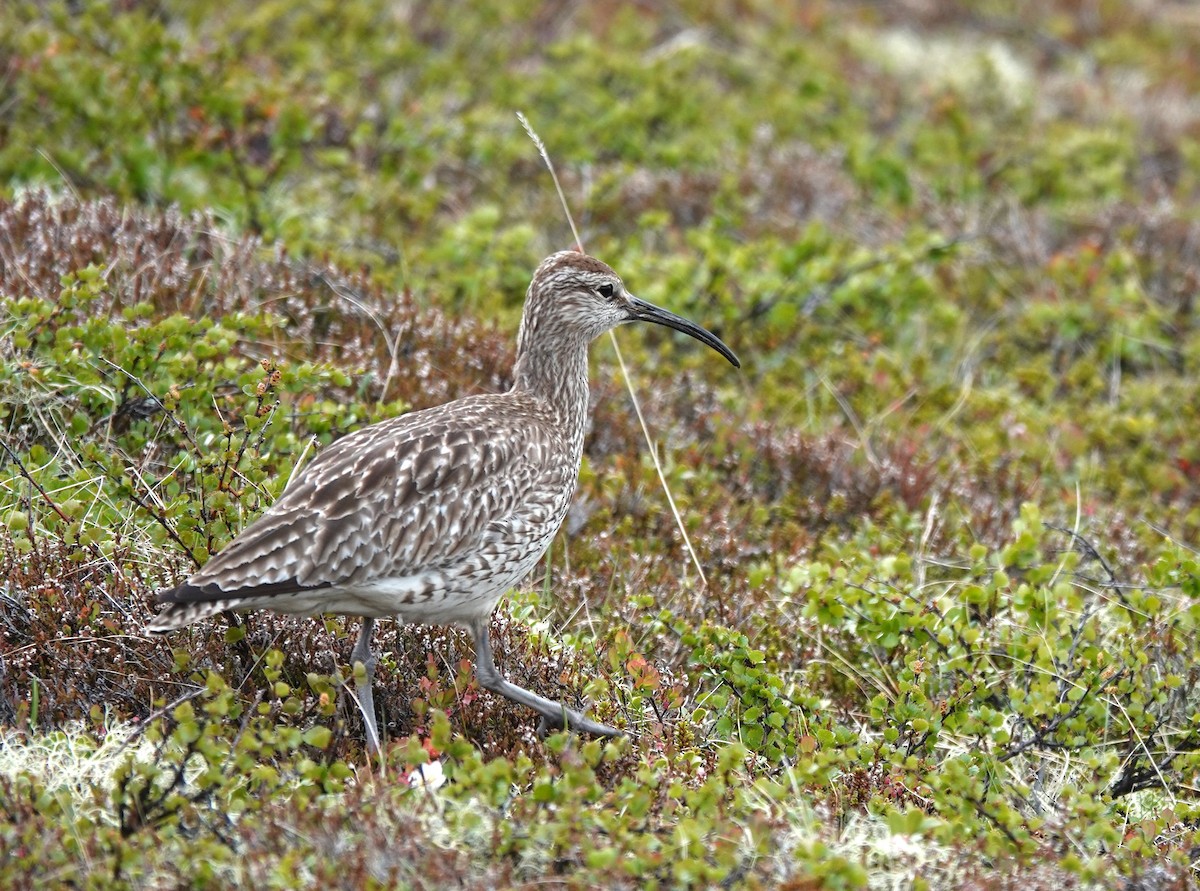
[108,686,208,759]
[313,270,402,406]
[123,484,202,569]
[516,111,709,587]
[1044,523,1119,588]
[97,356,196,446]
[0,437,74,526]
[821,373,879,467]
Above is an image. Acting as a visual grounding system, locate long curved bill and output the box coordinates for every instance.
[626,295,741,368]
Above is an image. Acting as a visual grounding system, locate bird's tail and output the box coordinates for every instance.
[145,599,241,634]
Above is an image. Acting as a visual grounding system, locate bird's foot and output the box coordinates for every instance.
[536,705,627,739]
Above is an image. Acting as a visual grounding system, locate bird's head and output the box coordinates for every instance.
[518,250,740,368]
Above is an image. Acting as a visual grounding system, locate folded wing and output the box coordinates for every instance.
[157,398,552,606]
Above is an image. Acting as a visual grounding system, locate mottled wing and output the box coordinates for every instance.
[157,398,551,605]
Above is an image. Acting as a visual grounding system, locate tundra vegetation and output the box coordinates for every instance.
[2,1,1199,887]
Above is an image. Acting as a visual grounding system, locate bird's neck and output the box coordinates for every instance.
[511,336,592,456]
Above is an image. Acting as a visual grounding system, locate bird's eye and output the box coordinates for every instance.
[597,283,615,299]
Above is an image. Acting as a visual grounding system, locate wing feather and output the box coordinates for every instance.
[158,397,555,606]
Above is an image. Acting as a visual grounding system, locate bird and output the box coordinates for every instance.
[146,250,740,752]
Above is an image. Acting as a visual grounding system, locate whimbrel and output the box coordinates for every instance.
[147,251,739,750]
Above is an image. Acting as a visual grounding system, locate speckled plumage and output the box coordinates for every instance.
[154,396,577,624]
[147,251,739,749]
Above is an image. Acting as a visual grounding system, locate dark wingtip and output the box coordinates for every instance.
[155,582,218,605]
[154,584,189,606]
[156,577,331,605]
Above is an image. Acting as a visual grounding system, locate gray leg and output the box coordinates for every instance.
[350,617,382,755]
[467,617,625,738]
